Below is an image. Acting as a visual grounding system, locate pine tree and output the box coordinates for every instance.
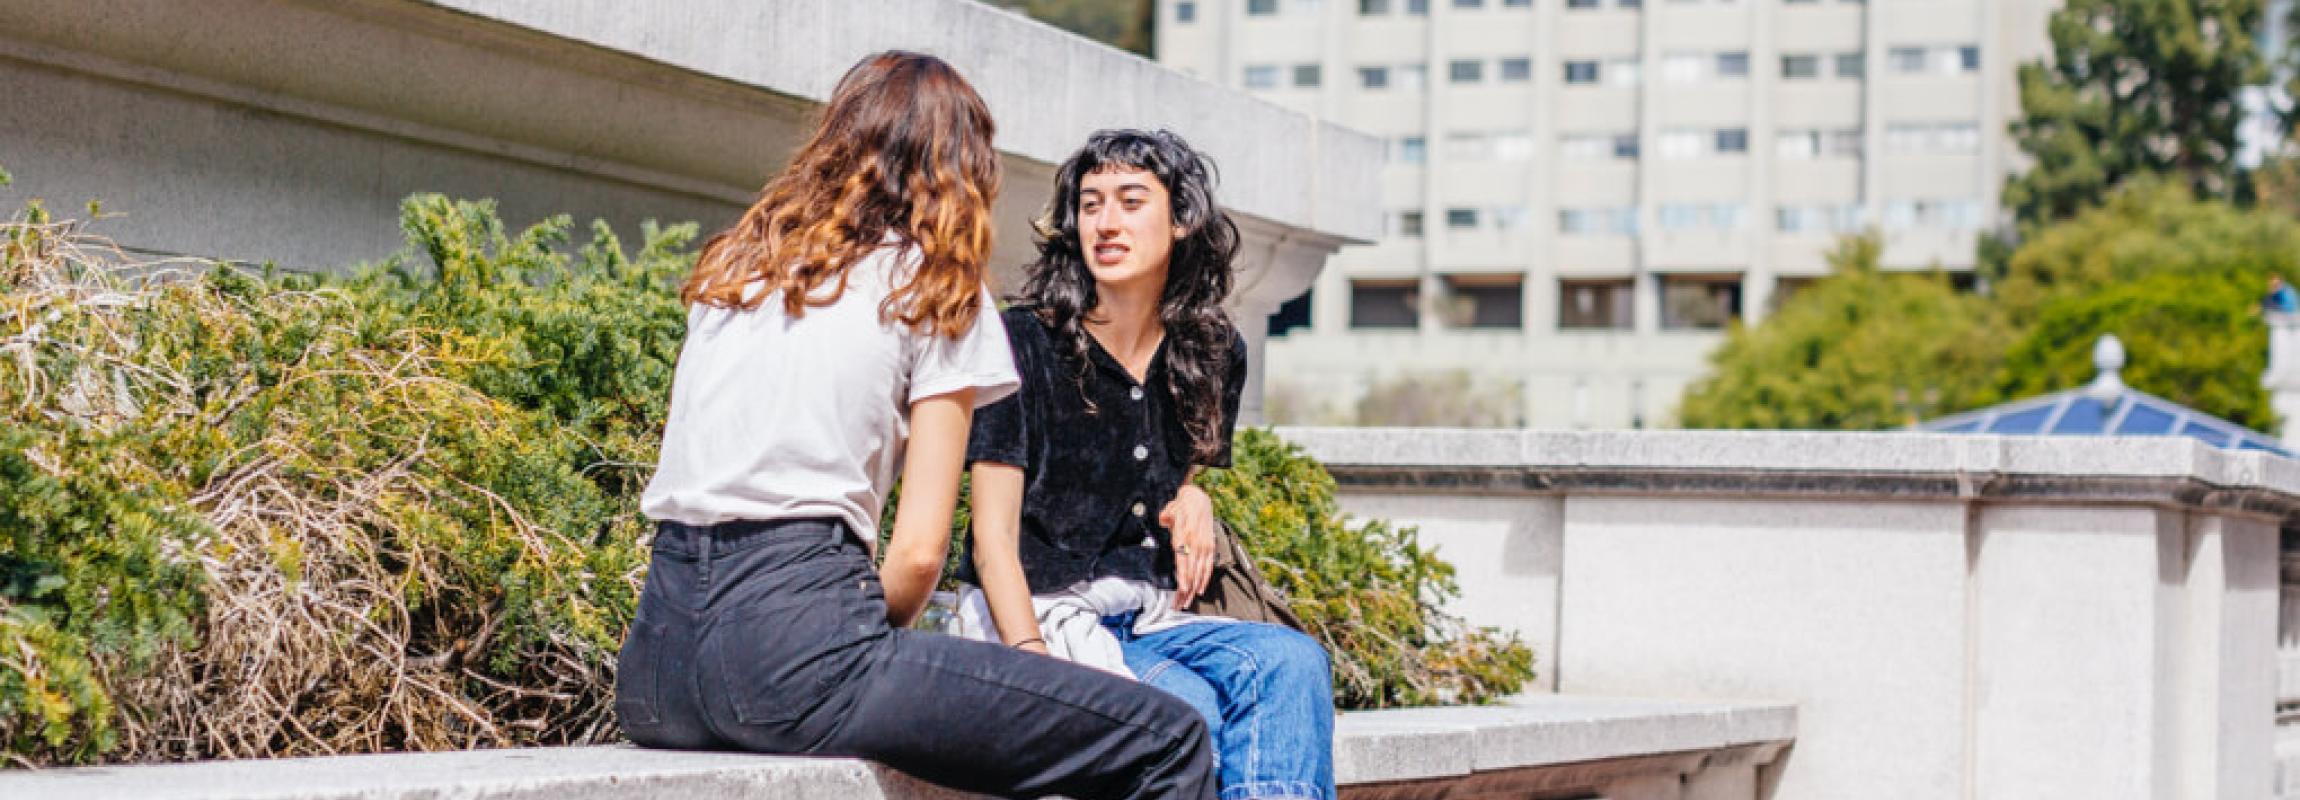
[2005,0,2267,226]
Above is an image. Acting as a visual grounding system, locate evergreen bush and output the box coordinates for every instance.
[0,194,1532,766]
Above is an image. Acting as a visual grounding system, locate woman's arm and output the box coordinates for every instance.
[968,462,1050,654]
[881,387,975,628]
[1161,468,1217,610]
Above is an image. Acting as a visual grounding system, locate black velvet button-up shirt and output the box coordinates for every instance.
[958,305,1246,592]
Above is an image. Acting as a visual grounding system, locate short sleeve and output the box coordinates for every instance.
[965,310,1036,470]
[1201,328,1249,469]
[909,285,1021,409]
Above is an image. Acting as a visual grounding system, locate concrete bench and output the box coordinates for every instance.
[0,696,1794,800]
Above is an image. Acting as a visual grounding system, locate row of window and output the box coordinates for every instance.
[1384,198,1987,236]
[1336,275,1755,332]
[1386,121,1974,164]
[1222,0,1865,19]
[1245,45,1977,90]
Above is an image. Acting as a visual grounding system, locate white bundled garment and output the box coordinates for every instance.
[953,576,1225,679]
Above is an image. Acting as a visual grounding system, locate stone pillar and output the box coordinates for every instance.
[1229,216,1349,426]
[2264,312,2300,446]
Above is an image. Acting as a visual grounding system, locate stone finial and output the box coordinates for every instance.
[2086,334,2126,403]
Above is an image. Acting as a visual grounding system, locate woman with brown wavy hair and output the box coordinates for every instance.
[623,52,1215,800]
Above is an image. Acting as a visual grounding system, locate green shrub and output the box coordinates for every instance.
[0,196,674,764]
[1201,428,1533,708]
[1,194,1529,767]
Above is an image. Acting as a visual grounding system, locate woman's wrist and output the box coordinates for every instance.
[1011,637,1046,649]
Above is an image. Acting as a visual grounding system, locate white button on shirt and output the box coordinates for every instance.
[1133,445,1149,461]
[1129,386,1144,401]
[1131,502,1147,517]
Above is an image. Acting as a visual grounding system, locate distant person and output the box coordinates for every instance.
[622,52,1214,800]
[2268,274,2299,315]
[958,129,1337,800]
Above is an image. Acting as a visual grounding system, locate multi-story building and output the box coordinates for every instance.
[1158,0,2060,428]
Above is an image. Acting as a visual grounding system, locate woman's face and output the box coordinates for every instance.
[1077,166,1179,293]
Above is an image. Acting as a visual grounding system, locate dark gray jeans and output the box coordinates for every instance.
[616,518,1216,800]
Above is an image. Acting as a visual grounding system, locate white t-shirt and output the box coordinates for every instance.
[640,243,1020,550]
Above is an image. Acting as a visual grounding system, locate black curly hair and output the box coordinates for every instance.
[1019,129,1242,464]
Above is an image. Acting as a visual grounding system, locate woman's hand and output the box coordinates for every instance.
[1160,483,1217,610]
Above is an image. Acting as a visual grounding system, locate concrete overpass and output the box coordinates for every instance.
[0,0,1381,418]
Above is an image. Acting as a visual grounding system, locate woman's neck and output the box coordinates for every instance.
[1086,280,1164,380]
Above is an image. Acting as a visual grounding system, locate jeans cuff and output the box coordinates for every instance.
[1219,780,1331,800]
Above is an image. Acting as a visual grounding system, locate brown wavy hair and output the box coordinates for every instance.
[681,51,1000,337]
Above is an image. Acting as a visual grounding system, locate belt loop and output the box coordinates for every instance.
[698,528,713,591]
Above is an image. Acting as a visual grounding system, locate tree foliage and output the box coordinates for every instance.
[1678,235,2007,430]
[1683,182,2296,434]
[983,0,1155,56]
[2005,0,2266,226]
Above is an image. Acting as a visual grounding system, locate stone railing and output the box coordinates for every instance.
[0,695,1794,800]
[1282,427,2291,800]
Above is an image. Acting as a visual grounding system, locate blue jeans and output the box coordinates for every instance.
[1104,617,1336,800]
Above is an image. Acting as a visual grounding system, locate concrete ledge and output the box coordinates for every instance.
[0,696,1794,800]
[1277,428,2300,514]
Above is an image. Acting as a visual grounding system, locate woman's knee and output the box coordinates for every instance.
[1255,627,1331,683]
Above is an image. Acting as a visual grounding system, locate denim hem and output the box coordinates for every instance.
[1218,780,1330,800]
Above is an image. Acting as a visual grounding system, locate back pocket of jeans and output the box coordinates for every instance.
[712,596,879,727]
[614,616,668,729]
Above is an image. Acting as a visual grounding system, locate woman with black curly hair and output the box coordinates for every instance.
[957,129,1336,800]
[625,55,1213,800]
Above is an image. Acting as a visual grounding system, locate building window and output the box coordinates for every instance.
[1491,204,1531,229]
[1396,210,1426,236]
[1360,0,1391,14]
[1605,57,1641,86]
[1407,0,1430,14]
[1443,275,1524,329]
[1294,64,1323,87]
[1559,280,1634,330]
[1661,275,1743,330]
[1777,204,1863,234]
[1560,208,1637,236]
[1658,204,1702,231]
[1776,130,1819,160]
[1244,65,1280,88]
[1249,0,1280,15]
[1177,1,1198,22]
[1565,60,1600,84]
[1492,131,1536,161]
[1613,133,1641,159]
[1716,51,1750,78]
[1446,208,1481,229]
[1350,280,1421,329]
[1768,277,1816,314]
[1658,129,1704,159]
[1450,59,1484,83]
[1960,45,1981,71]
[1561,133,1610,160]
[1395,136,1427,164]
[1267,289,1313,337]
[1360,66,1391,89]
[1830,128,1864,156]
[1567,0,1601,7]
[1835,51,1864,78]
[1397,63,1428,89]
[1500,57,1533,82]
[1781,54,1820,79]
[1889,47,1927,73]
[1454,0,1485,7]
[1505,0,1533,6]
[1446,132,1493,160]
[1618,0,1641,7]
[1663,52,1706,83]
[1714,128,1748,154]
[1886,121,1981,153]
